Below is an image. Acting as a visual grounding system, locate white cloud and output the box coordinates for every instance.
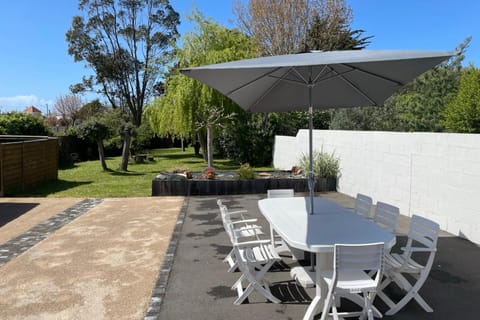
[0,95,54,113]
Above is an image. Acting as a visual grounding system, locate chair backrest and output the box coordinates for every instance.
[355,193,373,218]
[267,189,294,198]
[335,242,385,272]
[333,243,385,291]
[407,215,440,250]
[374,201,400,233]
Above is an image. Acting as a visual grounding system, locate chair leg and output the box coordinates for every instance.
[382,272,433,316]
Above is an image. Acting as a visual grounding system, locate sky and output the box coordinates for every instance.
[0,0,478,114]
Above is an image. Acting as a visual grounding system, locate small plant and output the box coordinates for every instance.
[237,163,255,180]
[202,167,216,179]
[297,149,340,178]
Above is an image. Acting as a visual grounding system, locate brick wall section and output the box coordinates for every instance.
[273,130,480,245]
[0,137,58,195]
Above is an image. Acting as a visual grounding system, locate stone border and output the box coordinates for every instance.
[0,198,103,267]
[144,197,189,320]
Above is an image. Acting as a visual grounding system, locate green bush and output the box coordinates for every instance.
[0,112,50,135]
[297,150,340,178]
[237,163,255,180]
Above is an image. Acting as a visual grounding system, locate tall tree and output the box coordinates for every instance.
[301,0,372,52]
[54,94,83,127]
[66,0,179,170]
[444,66,480,133]
[146,12,258,165]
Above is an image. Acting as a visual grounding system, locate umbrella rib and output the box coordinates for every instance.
[343,63,404,86]
[225,67,283,96]
[328,66,378,106]
[250,67,298,110]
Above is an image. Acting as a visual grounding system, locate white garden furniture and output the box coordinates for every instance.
[354,193,373,219]
[319,242,385,320]
[376,214,440,315]
[373,201,400,233]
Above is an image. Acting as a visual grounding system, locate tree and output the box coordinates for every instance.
[146,11,258,165]
[77,99,107,121]
[54,94,83,127]
[301,0,372,52]
[70,119,110,170]
[66,0,180,170]
[444,66,480,133]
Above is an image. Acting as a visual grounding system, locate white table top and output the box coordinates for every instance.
[258,197,396,252]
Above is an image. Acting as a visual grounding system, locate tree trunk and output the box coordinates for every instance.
[207,125,214,168]
[120,129,131,171]
[97,138,108,171]
[197,131,208,162]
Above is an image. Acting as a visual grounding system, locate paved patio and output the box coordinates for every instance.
[0,193,478,319]
[160,193,480,320]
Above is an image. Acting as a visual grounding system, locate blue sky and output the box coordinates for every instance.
[0,0,478,114]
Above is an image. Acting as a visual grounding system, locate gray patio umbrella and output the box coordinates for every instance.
[180,50,455,213]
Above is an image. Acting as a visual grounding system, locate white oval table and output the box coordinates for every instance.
[258,197,396,320]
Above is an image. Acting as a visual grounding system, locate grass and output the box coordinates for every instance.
[15,148,273,198]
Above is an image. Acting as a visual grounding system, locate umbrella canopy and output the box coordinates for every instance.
[180,50,455,112]
[180,50,455,213]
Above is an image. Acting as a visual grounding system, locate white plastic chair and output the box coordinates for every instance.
[217,200,263,272]
[319,242,385,320]
[376,215,440,315]
[373,201,400,233]
[227,221,281,305]
[355,193,373,219]
[267,189,296,257]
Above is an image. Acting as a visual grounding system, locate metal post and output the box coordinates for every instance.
[308,85,315,215]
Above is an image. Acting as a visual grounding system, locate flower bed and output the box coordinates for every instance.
[151,171,336,196]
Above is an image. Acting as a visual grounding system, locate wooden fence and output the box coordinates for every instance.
[0,136,58,196]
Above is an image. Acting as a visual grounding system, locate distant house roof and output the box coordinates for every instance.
[23,105,42,114]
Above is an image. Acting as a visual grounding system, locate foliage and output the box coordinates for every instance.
[68,118,111,170]
[146,11,258,158]
[66,0,179,126]
[0,112,50,136]
[297,150,340,178]
[77,99,106,121]
[444,66,480,132]
[301,0,372,52]
[237,163,255,180]
[54,94,83,127]
[330,37,470,131]
[234,0,367,56]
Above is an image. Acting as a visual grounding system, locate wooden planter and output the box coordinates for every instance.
[152,176,336,196]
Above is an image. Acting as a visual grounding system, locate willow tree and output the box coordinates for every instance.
[146,12,257,166]
[66,0,179,171]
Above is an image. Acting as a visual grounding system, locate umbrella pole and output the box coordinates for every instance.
[308,86,316,271]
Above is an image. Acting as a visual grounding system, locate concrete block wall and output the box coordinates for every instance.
[273,130,480,245]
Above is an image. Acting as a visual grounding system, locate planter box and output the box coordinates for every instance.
[152,176,336,196]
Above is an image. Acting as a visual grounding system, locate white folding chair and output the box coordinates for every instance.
[376,215,439,315]
[267,189,297,257]
[355,193,373,219]
[217,200,263,272]
[373,201,400,233]
[227,222,281,305]
[319,242,385,320]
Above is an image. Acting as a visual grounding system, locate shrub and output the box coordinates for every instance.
[237,163,255,180]
[297,149,340,178]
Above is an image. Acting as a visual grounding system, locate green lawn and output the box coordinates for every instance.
[16,148,272,198]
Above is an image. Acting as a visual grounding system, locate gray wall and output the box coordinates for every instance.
[273,130,480,245]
